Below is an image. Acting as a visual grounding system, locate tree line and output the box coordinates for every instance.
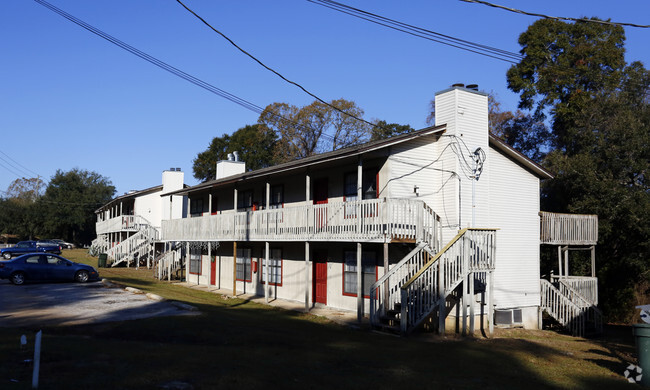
[0,169,115,246]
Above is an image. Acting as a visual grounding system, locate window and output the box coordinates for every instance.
[269,185,284,209]
[344,169,378,201]
[24,255,41,264]
[190,198,204,217]
[344,169,378,217]
[237,189,254,211]
[261,248,282,286]
[236,247,252,282]
[189,249,201,274]
[343,251,377,297]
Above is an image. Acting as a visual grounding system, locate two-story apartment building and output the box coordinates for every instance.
[93,169,187,267]
[159,85,564,334]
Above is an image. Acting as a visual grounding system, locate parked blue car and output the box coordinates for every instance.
[1,240,61,259]
[0,253,99,285]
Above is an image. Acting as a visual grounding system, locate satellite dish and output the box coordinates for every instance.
[636,305,650,324]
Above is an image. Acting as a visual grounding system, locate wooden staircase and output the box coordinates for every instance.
[540,277,602,337]
[107,222,159,268]
[370,228,497,335]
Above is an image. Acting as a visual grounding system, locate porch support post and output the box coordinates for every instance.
[564,246,569,277]
[590,245,596,277]
[488,270,494,336]
[461,239,467,336]
[438,255,445,335]
[557,246,562,277]
[469,272,475,335]
[304,241,310,312]
[233,188,238,212]
[208,242,212,288]
[232,241,237,297]
[357,242,363,323]
[208,193,212,216]
[305,171,311,312]
[357,156,363,234]
[383,242,389,312]
[265,241,270,304]
[119,201,122,216]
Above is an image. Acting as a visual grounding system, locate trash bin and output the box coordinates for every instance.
[633,323,650,386]
[98,253,107,268]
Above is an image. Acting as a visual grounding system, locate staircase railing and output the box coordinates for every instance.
[369,242,433,327]
[551,275,598,306]
[369,228,496,334]
[540,279,586,337]
[107,223,159,267]
[399,228,496,334]
[154,249,181,281]
[552,277,603,336]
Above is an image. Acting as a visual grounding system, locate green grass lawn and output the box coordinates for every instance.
[0,249,639,389]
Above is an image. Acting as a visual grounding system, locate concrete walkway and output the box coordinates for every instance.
[180,282,365,328]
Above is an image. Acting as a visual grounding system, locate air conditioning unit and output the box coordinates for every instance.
[494,309,523,327]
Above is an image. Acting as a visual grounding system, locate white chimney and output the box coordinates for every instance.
[216,153,245,180]
[162,169,184,194]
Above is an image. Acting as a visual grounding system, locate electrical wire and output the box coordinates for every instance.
[33,0,346,147]
[461,0,650,28]
[0,151,42,178]
[309,0,522,63]
[174,0,381,131]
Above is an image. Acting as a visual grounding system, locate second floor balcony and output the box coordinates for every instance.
[540,211,598,246]
[96,215,153,235]
[161,198,441,247]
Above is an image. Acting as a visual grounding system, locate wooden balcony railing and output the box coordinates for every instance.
[96,215,154,235]
[540,211,598,245]
[161,198,441,245]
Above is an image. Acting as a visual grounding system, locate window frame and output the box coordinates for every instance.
[236,247,253,282]
[341,250,378,298]
[189,248,201,275]
[260,247,283,286]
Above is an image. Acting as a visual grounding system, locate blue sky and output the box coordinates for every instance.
[1,0,649,196]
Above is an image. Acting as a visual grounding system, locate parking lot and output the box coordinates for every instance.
[0,279,198,327]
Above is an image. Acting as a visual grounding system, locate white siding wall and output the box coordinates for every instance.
[133,192,163,229]
[488,146,541,319]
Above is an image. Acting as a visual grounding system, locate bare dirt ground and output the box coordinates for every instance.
[0,279,198,327]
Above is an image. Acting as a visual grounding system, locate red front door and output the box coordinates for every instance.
[210,256,216,285]
[313,251,327,305]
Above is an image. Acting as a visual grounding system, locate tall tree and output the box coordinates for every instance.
[6,177,45,204]
[507,18,650,322]
[258,99,370,162]
[41,169,115,245]
[192,124,278,182]
[370,120,415,141]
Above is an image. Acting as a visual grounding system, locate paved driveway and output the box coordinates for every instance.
[0,279,198,327]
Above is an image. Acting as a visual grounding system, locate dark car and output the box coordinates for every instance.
[1,240,61,259]
[0,253,99,285]
[50,239,74,249]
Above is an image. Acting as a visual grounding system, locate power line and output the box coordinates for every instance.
[308,0,522,63]
[461,0,650,29]
[174,0,380,131]
[34,0,353,148]
[0,151,41,178]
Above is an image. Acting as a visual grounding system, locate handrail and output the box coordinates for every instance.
[555,278,603,334]
[398,228,497,333]
[540,279,586,337]
[551,275,598,306]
